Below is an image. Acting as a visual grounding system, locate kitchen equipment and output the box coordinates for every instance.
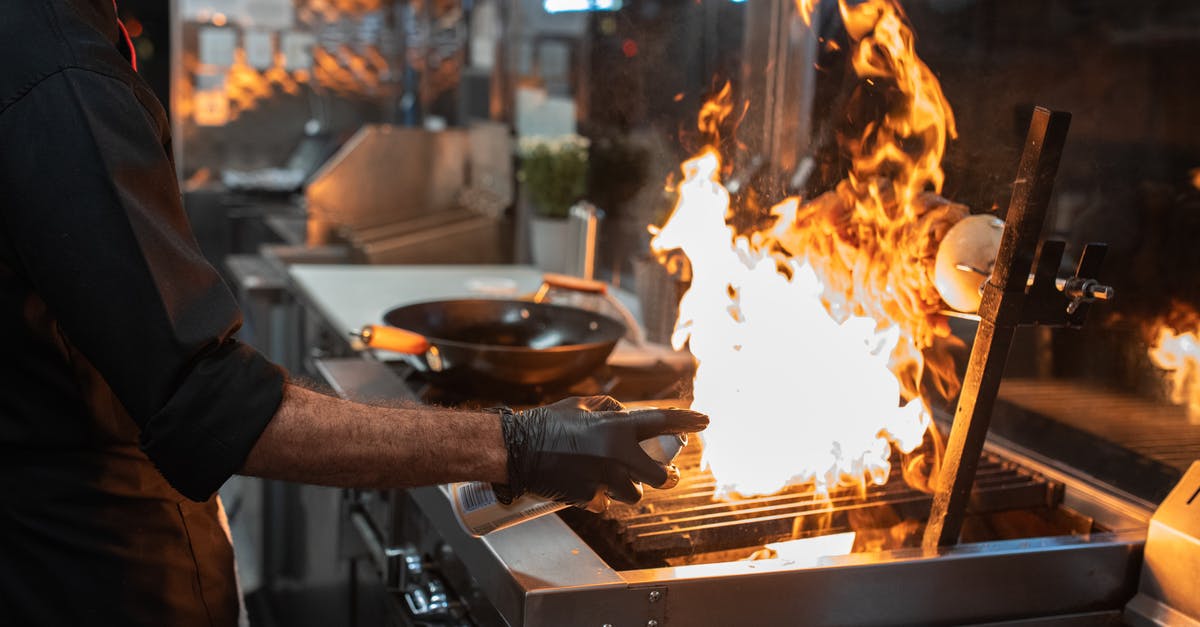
[355,298,625,394]
[534,273,647,345]
[1125,461,1200,626]
[564,201,603,280]
[925,108,1115,550]
[311,106,1148,626]
[304,124,512,265]
[283,254,1152,626]
[632,253,691,345]
[567,432,1069,567]
[321,359,1152,627]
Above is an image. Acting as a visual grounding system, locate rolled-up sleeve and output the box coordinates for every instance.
[0,67,285,501]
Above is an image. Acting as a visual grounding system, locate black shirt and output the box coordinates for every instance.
[0,1,286,624]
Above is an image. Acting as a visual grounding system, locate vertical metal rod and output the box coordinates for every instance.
[348,556,359,627]
[922,107,1072,550]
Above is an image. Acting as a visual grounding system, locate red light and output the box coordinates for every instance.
[125,17,143,38]
[621,39,638,58]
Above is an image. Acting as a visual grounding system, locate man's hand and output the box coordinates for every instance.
[496,396,709,508]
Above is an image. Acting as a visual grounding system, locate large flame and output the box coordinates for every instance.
[652,0,961,497]
[653,148,931,497]
[1149,308,1200,420]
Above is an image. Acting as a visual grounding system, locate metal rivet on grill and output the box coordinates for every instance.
[647,620,659,627]
[648,590,661,603]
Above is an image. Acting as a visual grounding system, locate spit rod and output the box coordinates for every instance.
[922,107,1073,550]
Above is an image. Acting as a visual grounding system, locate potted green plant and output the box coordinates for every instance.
[518,134,589,272]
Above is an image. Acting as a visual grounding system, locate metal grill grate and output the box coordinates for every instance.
[564,442,1064,567]
[999,379,1200,471]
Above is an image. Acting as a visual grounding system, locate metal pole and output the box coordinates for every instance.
[922,107,1072,550]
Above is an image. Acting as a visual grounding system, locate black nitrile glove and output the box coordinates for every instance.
[494,396,709,509]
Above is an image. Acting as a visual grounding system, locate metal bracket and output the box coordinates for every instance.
[347,509,422,590]
[924,107,1080,551]
[626,585,667,627]
[404,578,452,619]
[1021,240,1113,327]
[1124,461,1200,626]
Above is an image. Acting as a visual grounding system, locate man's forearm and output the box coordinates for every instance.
[240,384,508,488]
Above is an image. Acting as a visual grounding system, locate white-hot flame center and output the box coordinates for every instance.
[652,150,929,497]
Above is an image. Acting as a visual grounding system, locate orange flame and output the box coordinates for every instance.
[838,0,957,202]
[796,0,819,26]
[652,0,959,498]
[698,83,733,137]
[1149,308,1200,420]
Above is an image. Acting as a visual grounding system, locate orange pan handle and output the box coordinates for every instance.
[534,273,608,303]
[354,325,431,354]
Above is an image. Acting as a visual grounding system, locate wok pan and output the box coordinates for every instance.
[356,298,626,393]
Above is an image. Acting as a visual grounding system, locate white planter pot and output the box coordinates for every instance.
[530,216,570,274]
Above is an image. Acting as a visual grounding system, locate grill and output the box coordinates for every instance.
[291,118,1159,620]
[1000,379,1200,472]
[563,439,1072,569]
[990,379,1195,503]
[307,326,1152,627]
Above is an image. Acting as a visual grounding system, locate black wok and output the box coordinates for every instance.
[358,299,626,393]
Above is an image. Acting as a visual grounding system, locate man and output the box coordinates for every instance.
[0,1,708,625]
